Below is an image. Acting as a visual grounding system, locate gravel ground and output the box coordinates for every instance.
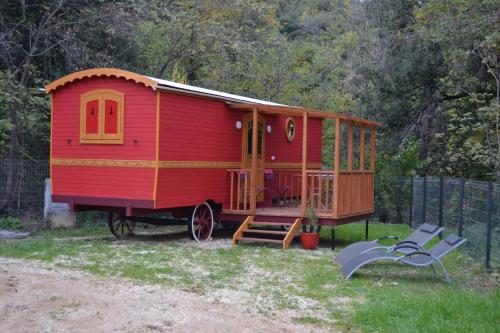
[0,257,324,333]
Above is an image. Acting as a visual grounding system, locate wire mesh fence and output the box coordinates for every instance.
[0,159,49,221]
[0,159,498,270]
[377,176,499,271]
[0,159,110,230]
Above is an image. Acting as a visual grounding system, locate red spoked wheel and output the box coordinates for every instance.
[190,202,214,242]
[108,212,135,239]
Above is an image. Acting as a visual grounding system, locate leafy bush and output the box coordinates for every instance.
[0,216,23,230]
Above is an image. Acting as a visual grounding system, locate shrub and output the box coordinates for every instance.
[0,216,23,230]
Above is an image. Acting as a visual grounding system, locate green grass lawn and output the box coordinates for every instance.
[0,222,498,332]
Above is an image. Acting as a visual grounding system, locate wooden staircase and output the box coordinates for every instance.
[232,216,302,249]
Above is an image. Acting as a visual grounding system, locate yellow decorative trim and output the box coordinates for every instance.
[45,68,158,93]
[265,162,322,169]
[153,91,160,206]
[52,158,240,169]
[158,161,240,169]
[51,159,320,170]
[52,158,156,168]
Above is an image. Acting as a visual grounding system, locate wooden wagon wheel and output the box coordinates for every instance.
[108,212,136,238]
[190,202,214,242]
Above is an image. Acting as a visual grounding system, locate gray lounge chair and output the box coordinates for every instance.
[335,223,444,265]
[340,234,466,282]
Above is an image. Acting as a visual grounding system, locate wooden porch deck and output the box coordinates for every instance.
[254,206,301,217]
[223,104,378,239]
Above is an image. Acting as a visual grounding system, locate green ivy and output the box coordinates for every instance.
[0,216,23,230]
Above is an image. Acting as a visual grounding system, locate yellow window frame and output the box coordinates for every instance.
[80,89,124,144]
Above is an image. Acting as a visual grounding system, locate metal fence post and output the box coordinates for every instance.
[422,177,427,225]
[438,176,444,239]
[398,176,404,224]
[485,182,493,270]
[458,178,465,237]
[409,177,413,228]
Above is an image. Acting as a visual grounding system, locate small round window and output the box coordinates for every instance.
[285,117,296,142]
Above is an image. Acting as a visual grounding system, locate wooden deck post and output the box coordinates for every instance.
[347,123,353,171]
[359,127,365,171]
[250,107,258,213]
[300,112,308,216]
[333,119,341,217]
[369,126,376,213]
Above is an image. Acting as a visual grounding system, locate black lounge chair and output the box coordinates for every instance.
[335,223,444,265]
[340,234,466,282]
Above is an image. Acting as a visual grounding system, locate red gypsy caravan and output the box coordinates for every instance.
[46,68,381,249]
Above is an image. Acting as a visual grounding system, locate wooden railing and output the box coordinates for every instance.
[226,169,252,213]
[335,171,374,217]
[305,170,335,216]
[268,169,302,207]
[225,168,304,212]
[224,168,375,219]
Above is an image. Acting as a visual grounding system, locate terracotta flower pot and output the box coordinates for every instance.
[300,232,320,250]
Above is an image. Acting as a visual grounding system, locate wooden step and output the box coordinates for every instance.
[251,221,293,227]
[232,216,302,250]
[239,237,284,244]
[244,229,288,235]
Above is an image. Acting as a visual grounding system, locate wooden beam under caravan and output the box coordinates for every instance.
[360,127,365,171]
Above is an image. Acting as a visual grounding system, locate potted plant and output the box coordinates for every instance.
[301,207,321,250]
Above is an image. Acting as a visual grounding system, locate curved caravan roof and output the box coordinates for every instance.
[44,68,282,106]
[45,67,381,127]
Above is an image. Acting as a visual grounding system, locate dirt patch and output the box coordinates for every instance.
[0,258,325,333]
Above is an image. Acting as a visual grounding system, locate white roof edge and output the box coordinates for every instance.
[147,76,285,106]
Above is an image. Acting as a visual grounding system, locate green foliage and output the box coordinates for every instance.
[376,141,428,222]
[0,71,50,158]
[415,0,499,179]
[446,104,498,179]
[0,216,23,230]
[0,0,497,179]
[378,140,429,178]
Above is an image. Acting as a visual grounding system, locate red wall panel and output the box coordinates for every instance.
[51,77,156,201]
[52,77,156,160]
[264,115,323,165]
[156,169,227,208]
[156,91,323,209]
[52,166,154,200]
[158,92,243,161]
[156,92,242,208]
[52,76,323,209]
